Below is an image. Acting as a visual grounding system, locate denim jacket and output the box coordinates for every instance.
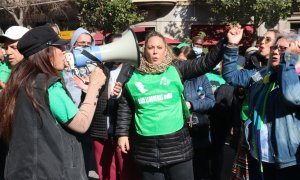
[222,47,300,168]
[184,75,215,113]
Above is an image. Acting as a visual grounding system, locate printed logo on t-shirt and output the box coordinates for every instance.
[135,82,147,94]
[160,76,170,86]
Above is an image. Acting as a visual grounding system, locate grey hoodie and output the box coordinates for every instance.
[64,27,95,106]
[70,27,95,51]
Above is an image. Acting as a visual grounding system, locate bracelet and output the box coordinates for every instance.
[226,42,239,48]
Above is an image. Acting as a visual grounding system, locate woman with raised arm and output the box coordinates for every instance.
[222,27,300,179]
[116,27,242,180]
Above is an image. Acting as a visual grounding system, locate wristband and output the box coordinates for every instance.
[226,42,239,48]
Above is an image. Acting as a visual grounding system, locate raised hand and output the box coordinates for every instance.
[227,24,244,45]
[286,40,300,55]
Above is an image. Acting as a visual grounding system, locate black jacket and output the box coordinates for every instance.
[89,63,133,140]
[116,39,226,167]
[5,74,87,180]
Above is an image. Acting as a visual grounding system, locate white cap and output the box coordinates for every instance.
[0,26,29,43]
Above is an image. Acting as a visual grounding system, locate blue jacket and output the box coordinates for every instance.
[222,47,300,168]
[184,75,215,113]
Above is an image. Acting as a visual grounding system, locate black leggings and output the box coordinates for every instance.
[138,160,194,180]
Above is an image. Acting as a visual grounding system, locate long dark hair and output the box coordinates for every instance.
[0,46,59,142]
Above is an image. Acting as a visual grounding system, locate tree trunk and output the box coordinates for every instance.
[251,16,259,47]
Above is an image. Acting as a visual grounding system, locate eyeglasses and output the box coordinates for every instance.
[260,36,273,44]
[270,45,288,53]
[46,41,67,51]
[76,41,92,47]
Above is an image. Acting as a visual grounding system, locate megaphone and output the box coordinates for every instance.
[66,28,140,71]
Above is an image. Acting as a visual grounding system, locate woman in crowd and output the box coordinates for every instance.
[244,30,279,69]
[0,26,106,179]
[174,43,197,61]
[231,29,280,180]
[116,26,241,180]
[222,26,300,179]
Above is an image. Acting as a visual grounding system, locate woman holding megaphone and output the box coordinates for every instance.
[116,26,242,180]
[0,26,106,179]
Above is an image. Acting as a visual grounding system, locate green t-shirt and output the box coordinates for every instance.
[0,61,11,84]
[240,93,250,121]
[48,81,79,124]
[126,66,186,136]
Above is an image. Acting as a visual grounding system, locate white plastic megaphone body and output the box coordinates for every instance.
[66,28,140,70]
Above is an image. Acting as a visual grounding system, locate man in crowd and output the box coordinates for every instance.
[192,36,205,58]
[0,26,29,89]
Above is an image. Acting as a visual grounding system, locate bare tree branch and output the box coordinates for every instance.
[0,0,72,26]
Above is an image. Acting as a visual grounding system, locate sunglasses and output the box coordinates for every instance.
[46,40,67,51]
[270,45,288,53]
[50,45,66,51]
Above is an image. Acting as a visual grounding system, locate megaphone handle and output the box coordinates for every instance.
[96,62,109,77]
[74,74,89,85]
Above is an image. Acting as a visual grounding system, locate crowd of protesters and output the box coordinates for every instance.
[0,21,300,180]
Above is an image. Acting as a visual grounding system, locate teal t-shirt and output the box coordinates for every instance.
[206,72,226,89]
[48,81,79,124]
[0,61,11,83]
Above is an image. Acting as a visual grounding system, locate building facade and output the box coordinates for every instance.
[1,0,300,44]
[132,0,300,43]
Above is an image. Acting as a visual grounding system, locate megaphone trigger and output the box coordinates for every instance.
[81,49,101,63]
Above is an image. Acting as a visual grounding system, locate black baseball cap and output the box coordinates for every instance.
[17,25,69,58]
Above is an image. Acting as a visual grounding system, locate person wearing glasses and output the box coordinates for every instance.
[244,30,279,69]
[0,25,106,179]
[63,27,95,106]
[230,29,280,179]
[222,27,300,179]
[62,27,96,175]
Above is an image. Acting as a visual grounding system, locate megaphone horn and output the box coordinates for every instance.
[71,28,140,68]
